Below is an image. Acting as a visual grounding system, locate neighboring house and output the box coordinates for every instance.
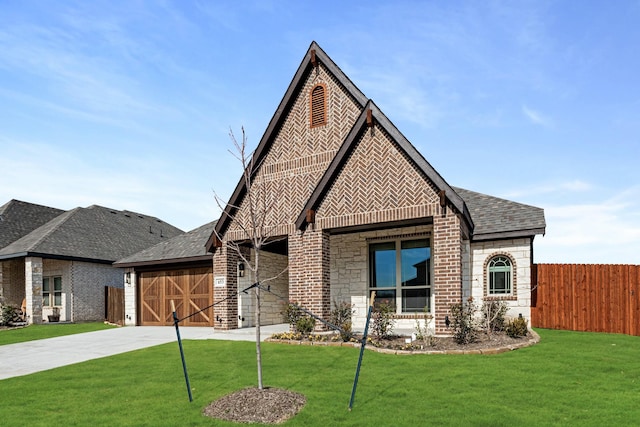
[114,221,216,327]
[204,42,546,334]
[0,203,183,323]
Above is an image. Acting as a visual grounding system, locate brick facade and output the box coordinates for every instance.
[213,246,238,330]
[288,229,331,329]
[433,212,463,334]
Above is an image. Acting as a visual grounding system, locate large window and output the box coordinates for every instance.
[369,238,431,313]
[43,276,62,307]
[487,256,512,295]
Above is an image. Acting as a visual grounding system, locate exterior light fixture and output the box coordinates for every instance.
[445,315,450,328]
[238,263,245,278]
[125,272,131,284]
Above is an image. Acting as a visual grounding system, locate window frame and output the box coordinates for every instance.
[43,276,62,307]
[368,237,432,314]
[485,254,516,298]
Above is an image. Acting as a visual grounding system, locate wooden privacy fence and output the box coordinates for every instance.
[531,264,640,336]
[105,286,125,326]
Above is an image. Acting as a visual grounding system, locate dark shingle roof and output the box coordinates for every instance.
[114,221,216,267]
[0,200,65,248]
[453,187,545,241]
[0,205,183,262]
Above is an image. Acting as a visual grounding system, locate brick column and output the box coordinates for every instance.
[433,212,463,335]
[25,257,43,324]
[288,229,331,330]
[213,246,238,330]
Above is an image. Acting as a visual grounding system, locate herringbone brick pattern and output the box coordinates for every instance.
[227,63,361,240]
[316,124,441,229]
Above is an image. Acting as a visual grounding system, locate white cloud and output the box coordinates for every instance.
[535,187,640,264]
[522,104,554,127]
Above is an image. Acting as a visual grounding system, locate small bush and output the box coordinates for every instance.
[505,316,529,338]
[371,302,395,340]
[282,303,301,326]
[0,304,18,326]
[449,297,480,345]
[295,316,316,335]
[329,299,354,341]
[482,300,508,335]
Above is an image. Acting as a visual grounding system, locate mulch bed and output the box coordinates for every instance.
[203,387,306,424]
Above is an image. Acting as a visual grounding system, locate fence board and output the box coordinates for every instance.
[531,264,640,336]
[105,286,125,326]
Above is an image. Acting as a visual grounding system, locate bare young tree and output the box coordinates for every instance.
[213,127,286,390]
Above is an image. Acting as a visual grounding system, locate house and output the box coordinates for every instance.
[114,221,216,326]
[0,201,183,323]
[203,42,545,335]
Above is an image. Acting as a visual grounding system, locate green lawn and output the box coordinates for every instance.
[0,322,116,346]
[1,329,639,426]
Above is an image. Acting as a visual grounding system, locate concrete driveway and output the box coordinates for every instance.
[0,324,288,380]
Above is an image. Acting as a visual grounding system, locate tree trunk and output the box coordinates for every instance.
[255,249,263,390]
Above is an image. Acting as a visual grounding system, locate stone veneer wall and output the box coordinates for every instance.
[25,257,43,324]
[70,261,123,322]
[470,238,533,320]
[237,249,289,327]
[124,267,136,326]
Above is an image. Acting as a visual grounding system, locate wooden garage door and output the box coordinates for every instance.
[139,267,213,326]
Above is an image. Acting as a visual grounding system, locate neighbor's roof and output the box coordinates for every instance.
[0,205,183,263]
[453,187,546,241]
[0,199,65,248]
[114,221,216,267]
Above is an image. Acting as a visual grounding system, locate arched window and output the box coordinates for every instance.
[487,256,512,295]
[310,84,326,128]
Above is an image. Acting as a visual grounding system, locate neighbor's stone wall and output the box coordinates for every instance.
[470,238,533,320]
[25,257,43,324]
[71,261,123,322]
[238,249,289,327]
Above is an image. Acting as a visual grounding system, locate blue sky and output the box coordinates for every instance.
[1,1,638,264]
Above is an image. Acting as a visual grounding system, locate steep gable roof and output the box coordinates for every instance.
[114,221,216,267]
[453,187,545,240]
[206,41,470,250]
[206,41,368,251]
[0,199,65,248]
[0,205,183,263]
[295,100,473,231]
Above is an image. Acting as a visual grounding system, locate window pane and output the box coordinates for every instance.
[402,288,430,312]
[401,239,429,287]
[374,289,396,309]
[369,242,396,289]
[54,277,62,291]
[43,278,50,292]
[489,256,512,295]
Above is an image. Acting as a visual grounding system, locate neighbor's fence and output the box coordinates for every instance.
[531,264,640,336]
[105,286,125,326]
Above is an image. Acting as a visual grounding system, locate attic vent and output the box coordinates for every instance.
[110,210,117,214]
[310,83,327,128]
[124,214,131,217]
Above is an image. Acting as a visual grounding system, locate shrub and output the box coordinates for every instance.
[371,301,395,340]
[295,316,316,335]
[0,304,18,326]
[449,297,480,345]
[505,316,529,338]
[282,303,302,326]
[481,300,508,335]
[329,299,354,341]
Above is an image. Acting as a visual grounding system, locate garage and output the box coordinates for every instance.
[139,267,213,326]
